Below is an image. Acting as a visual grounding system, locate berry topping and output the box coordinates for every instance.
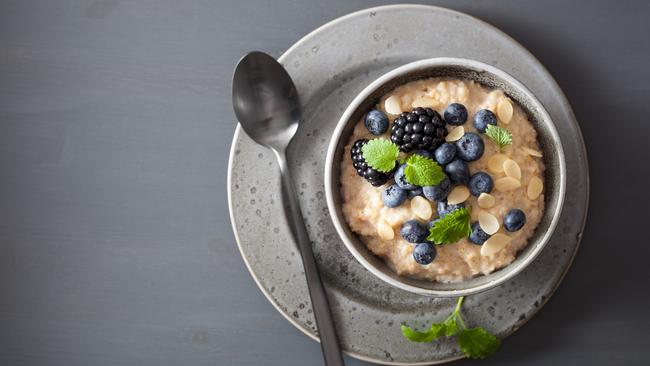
[468,172,494,196]
[382,184,408,208]
[413,242,437,265]
[400,220,428,243]
[469,222,490,244]
[503,209,526,232]
[422,175,451,202]
[444,103,468,126]
[473,109,498,133]
[434,142,457,165]
[364,109,389,135]
[455,132,485,161]
[350,139,391,186]
[444,158,470,185]
[390,107,447,152]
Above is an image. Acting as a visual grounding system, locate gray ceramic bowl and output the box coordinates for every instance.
[324,57,566,297]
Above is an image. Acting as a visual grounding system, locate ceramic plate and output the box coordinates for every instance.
[228,5,588,365]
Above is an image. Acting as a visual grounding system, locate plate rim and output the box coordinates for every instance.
[227,4,589,365]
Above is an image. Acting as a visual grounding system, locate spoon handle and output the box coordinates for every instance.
[274,149,345,366]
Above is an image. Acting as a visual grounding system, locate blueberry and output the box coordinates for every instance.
[394,164,418,190]
[473,109,497,133]
[400,220,428,243]
[408,187,423,198]
[414,149,435,160]
[413,242,437,265]
[437,200,465,218]
[444,158,470,184]
[469,222,490,244]
[422,175,451,202]
[504,209,526,232]
[455,133,485,161]
[444,103,468,126]
[364,109,389,135]
[382,184,408,208]
[468,172,494,196]
[434,143,457,165]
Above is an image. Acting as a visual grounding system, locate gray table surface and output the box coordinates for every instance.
[1,1,648,365]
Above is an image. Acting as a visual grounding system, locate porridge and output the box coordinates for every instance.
[340,78,545,283]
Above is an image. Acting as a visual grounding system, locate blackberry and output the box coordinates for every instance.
[390,107,448,152]
[350,139,391,187]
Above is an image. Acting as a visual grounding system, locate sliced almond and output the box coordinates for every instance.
[497,98,514,124]
[522,146,543,158]
[477,193,496,208]
[411,97,437,109]
[488,154,509,174]
[410,196,433,220]
[495,177,521,192]
[384,211,402,226]
[478,211,500,235]
[377,220,395,240]
[503,159,522,180]
[480,233,512,256]
[384,95,402,115]
[447,186,470,205]
[445,126,465,142]
[527,176,543,200]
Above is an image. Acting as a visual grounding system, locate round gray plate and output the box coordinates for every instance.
[228,5,588,365]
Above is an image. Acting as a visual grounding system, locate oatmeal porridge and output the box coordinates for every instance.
[340,77,545,283]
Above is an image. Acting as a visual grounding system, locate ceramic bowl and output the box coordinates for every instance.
[324,57,566,297]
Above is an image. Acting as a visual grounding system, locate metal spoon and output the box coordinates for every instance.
[232,51,344,366]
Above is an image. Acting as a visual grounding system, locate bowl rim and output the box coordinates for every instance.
[324,57,566,297]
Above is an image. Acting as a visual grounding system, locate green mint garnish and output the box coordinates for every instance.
[361,139,400,173]
[426,207,472,245]
[403,154,445,186]
[485,125,513,151]
[401,297,501,359]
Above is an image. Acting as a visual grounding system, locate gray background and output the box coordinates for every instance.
[0,0,648,365]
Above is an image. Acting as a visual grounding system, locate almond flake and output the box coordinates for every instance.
[410,196,433,220]
[445,126,465,142]
[477,193,496,208]
[377,220,395,240]
[497,98,514,124]
[503,159,522,180]
[447,186,470,205]
[384,95,402,115]
[495,177,521,192]
[478,211,500,235]
[522,146,543,157]
[488,154,509,173]
[527,176,543,200]
[480,233,512,256]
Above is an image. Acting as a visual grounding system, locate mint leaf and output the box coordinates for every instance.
[403,154,445,186]
[457,327,501,359]
[401,297,501,359]
[401,323,447,343]
[485,125,513,151]
[361,139,400,173]
[442,315,459,337]
[427,207,472,245]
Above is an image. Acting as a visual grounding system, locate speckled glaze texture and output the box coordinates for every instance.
[324,58,566,297]
[228,5,588,365]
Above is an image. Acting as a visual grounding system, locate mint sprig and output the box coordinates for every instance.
[401,297,501,359]
[427,207,472,245]
[485,125,512,151]
[361,139,400,173]
[403,154,445,186]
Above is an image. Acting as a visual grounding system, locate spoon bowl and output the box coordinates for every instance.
[232,51,300,151]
